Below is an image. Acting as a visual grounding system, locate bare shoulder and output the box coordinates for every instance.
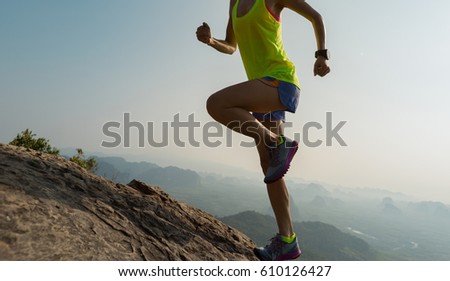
[277,0,317,16]
[271,0,308,13]
[228,0,237,18]
[280,0,314,9]
[267,0,286,16]
[277,0,306,6]
[230,0,237,10]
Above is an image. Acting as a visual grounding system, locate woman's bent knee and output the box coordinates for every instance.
[206,93,223,118]
[206,94,217,118]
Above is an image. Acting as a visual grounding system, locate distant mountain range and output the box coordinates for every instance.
[95,156,201,188]
[91,155,450,261]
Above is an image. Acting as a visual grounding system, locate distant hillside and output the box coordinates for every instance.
[95,157,201,188]
[220,211,378,261]
[407,201,450,218]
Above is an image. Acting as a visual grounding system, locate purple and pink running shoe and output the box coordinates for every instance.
[254,234,302,261]
[264,135,298,184]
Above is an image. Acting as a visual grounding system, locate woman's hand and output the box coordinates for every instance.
[314,57,330,77]
[196,22,212,45]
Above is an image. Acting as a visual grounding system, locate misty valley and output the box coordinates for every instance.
[93,155,450,260]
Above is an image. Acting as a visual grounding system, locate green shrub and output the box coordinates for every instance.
[10,129,60,155]
[10,129,96,172]
[69,148,97,172]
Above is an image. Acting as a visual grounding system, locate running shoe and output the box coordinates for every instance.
[254,234,302,261]
[264,136,298,184]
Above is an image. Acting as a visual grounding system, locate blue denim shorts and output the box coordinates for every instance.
[252,76,300,122]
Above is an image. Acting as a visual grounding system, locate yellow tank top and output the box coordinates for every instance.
[232,0,300,88]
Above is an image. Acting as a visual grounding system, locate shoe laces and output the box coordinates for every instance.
[268,146,281,167]
[266,235,283,255]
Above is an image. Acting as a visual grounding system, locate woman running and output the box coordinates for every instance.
[196,0,330,261]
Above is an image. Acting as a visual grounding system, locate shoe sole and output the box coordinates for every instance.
[276,250,302,261]
[264,141,299,184]
[253,248,302,261]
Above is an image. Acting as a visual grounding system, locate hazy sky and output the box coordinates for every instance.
[1,0,449,203]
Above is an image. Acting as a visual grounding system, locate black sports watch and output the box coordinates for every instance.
[315,49,330,60]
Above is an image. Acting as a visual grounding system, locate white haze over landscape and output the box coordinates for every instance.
[1,0,450,204]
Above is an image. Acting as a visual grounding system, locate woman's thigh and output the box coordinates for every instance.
[207,79,288,113]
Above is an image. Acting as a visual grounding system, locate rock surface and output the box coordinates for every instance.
[0,144,257,260]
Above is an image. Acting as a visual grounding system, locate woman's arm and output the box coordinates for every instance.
[196,19,236,55]
[280,0,326,50]
[279,0,330,76]
[196,1,237,55]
